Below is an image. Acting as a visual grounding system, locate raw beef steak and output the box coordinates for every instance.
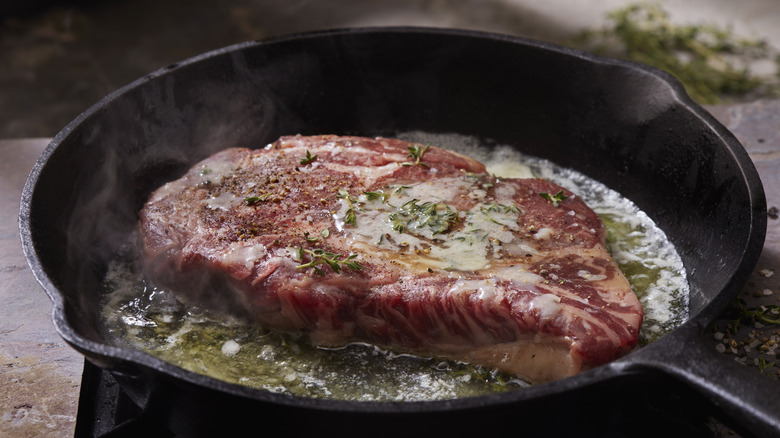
[139,135,644,383]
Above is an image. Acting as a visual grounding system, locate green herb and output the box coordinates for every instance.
[337,189,357,226]
[539,190,568,207]
[245,193,272,206]
[729,297,780,331]
[300,150,318,165]
[481,202,520,215]
[572,2,776,104]
[479,202,521,226]
[400,144,430,167]
[389,199,458,235]
[302,229,330,242]
[363,191,390,202]
[757,357,777,379]
[391,219,406,233]
[296,247,362,276]
[393,185,411,195]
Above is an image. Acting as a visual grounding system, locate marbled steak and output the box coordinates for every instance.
[139,135,644,383]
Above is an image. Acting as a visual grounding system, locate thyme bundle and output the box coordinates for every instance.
[573,2,777,104]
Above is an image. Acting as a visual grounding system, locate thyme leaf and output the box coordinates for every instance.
[539,190,568,207]
[363,191,390,202]
[245,193,272,206]
[303,229,330,242]
[300,150,318,165]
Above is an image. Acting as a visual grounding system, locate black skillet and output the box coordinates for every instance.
[19,28,772,437]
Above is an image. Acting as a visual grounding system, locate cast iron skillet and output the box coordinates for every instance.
[19,28,771,436]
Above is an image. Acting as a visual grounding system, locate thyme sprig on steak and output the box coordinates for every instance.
[400,144,430,167]
[296,247,362,276]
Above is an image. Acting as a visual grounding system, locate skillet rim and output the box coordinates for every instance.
[18,25,767,414]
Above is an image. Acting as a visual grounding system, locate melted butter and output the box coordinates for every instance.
[197,156,238,185]
[334,176,528,272]
[530,294,562,320]
[324,161,399,185]
[448,278,499,300]
[222,242,267,271]
[203,192,240,210]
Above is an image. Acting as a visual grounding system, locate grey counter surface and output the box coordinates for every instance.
[1,139,82,437]
[1,100,778,437]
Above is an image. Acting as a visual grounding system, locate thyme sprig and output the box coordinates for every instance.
[337,189,357,226]
[539,190,568,207]
[481,202,520,215]
[729,297,780,331]
[400,144,430,167]
[300,150,318,165]
[296,247,362,276]
[572,2,776,104]
[480,202,521,225]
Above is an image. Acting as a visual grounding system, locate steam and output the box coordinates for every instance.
[62,47,311,325]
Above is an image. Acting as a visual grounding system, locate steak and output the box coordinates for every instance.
[139,135,643,383]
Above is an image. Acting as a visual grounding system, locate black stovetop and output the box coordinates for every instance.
[75,361,172,437]
[74,359,731,438]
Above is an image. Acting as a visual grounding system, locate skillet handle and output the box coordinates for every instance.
[635,323,780,438]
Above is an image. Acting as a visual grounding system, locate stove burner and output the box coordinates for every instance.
[75,361,172,437]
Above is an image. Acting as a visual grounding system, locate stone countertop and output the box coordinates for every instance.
[0,139,82,437]
[706,100,780,378]
[1,100,778,437]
